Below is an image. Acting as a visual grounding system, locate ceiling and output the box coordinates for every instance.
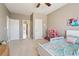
[5,3,67,16]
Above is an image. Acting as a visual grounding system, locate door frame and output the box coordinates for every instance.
[22,20,30,39]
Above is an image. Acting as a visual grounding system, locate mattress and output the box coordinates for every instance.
[39,39,79,56]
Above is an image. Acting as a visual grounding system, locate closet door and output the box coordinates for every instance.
[9,19,20,40]
[34,19,43,39]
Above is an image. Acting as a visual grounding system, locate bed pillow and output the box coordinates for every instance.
[66,36,77,44]
[50,37,64,42]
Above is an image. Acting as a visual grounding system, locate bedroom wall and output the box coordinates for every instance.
[9,13,30,39]
[47,3,79,36]
[10,13,30,20]
[0,4,10,41]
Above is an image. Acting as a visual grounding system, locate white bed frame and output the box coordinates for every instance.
[37,43,54,56]
[37,30,79,56]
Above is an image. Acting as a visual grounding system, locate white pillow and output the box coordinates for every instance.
[50,37,64,42]
[66,36,77,44]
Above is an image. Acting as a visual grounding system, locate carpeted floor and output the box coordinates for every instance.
[8,39,48,56]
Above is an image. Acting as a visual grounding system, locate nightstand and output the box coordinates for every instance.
[0,44,9,56]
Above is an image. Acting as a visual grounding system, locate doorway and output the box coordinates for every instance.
[7,17,30,40]
[22,20,30,39]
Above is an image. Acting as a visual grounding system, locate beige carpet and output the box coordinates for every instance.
[8,39,48,56]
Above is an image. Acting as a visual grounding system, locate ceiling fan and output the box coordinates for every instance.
[36,3,51,8]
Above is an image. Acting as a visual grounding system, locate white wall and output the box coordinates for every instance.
[0,4,10,41]
[10,13,30,20]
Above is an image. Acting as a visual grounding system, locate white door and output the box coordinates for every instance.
[23,23,27,39]
[9,19,20,40]
[34,19,43,39]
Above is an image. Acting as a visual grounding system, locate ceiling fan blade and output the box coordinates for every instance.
[45,3,51,6]
[36,3,40,8]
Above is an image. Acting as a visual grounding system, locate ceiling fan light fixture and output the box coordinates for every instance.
[36,3,51,8]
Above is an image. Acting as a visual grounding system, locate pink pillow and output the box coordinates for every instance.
[66,36,77,44]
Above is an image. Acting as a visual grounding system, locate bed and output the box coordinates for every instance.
[37,30,79,56]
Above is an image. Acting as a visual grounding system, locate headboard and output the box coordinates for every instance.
[66,30,79,37]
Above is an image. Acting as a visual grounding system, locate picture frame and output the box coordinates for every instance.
[67,17,79,26]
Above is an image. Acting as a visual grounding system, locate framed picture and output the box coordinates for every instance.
[67,17,79,26]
